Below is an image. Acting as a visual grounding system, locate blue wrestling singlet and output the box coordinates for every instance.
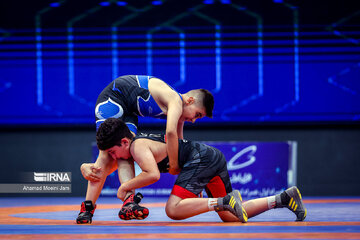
[95,75,182,134]
[136,75,167,118]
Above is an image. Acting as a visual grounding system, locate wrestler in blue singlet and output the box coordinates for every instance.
[95,75,182,134]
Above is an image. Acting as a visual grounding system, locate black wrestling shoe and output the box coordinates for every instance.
[276,186,307,221]
[76,200,96,224]
[214,190,248,223]
[119,193,149,220]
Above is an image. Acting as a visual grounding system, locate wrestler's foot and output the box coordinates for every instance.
[276,186,307,221]
[119,192,149,220]
[76,200,96,224]
[215,190,248,223]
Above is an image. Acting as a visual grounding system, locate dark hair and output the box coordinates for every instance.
[199,89,214,118]
[96,118,133,150]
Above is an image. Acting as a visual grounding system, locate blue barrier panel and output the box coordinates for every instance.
[92,141,296,199]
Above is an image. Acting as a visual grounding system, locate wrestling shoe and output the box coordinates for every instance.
[119,192,149,220]
[276,186,307,221]
[214,190,248,223]
[76,200,96,224]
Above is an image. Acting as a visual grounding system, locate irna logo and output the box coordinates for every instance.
[34,172,71,182]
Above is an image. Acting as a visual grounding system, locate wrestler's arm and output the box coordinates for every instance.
[165,99,182,174]
[149,78,182,175]
[117,140,160,199]
[177,120,184,140]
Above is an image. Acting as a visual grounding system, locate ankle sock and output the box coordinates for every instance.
[208,198,218,211]
[267,196,276,209]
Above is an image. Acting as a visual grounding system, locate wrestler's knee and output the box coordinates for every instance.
[165,202,186,220]
[165,206,182,220]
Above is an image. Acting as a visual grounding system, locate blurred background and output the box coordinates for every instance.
[0,0,359,197]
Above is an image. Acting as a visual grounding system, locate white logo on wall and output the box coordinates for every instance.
[34,172,71,182]
[227,145,257,185]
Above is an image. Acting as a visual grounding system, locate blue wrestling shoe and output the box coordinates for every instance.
[215,190,248,223]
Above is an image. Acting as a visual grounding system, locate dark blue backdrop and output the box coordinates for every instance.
[0,0,359,126]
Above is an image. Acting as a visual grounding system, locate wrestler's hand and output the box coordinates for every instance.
[80,163,101,182]
[169,165,180,175]
[117,185,127,201]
